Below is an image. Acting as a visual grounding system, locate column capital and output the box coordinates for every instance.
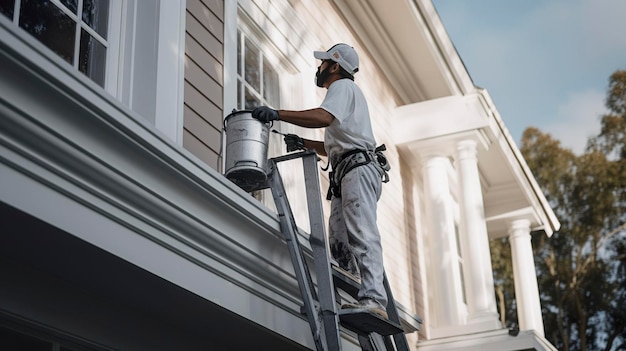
[455,139,478,161]
[509,219,532,238]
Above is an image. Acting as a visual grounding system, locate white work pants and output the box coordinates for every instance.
[329,162,387,308]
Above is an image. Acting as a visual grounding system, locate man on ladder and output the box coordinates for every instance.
[251,43,391,321]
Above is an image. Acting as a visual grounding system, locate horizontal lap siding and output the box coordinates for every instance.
[184,0,224,171]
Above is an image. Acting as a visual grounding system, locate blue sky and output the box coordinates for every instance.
[432,0,626,154]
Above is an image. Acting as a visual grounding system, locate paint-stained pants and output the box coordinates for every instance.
[329,162,387,308]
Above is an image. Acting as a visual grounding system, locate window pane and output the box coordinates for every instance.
[237,82,242,109]
[236,30,241,76]
[82,0,109,39]
[79,28,106,86]
[263,60,280,107]
[19,0,76,64]
[0,0,14,19]
[244,39,260,91]
[244,87,260,110]
[60,0,78,14]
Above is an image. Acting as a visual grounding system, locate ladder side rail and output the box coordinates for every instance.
[301,152,343,351]
[268,160,326,351]
[383,273,410,351]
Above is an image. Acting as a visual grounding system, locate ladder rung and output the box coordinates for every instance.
[339,309,404,336]
[331,265,361,298]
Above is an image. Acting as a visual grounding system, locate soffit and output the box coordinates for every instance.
[331,0,474,104]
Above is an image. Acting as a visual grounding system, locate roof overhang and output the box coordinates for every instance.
[332,0,559,238]
[392,90,560,238]
[331,0,474,103]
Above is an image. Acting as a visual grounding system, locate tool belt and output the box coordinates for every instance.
[326,144,391,200]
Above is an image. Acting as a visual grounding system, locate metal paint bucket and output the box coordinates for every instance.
[224,110,270,192]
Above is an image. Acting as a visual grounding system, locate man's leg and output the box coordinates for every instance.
[329,194,360,277]
[340,163,387,308]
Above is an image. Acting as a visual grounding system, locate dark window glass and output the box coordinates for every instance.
[0,0,15,19]
[79,28,106,86]
[244,86,260,109]
[0,327,53,351]
[237,80,242,109]
[263,60,279,106]
[60,0,77,14]
[236,30,241,76]
[82,0,108,38]
[244,39,260,91]
[19,0,76,64]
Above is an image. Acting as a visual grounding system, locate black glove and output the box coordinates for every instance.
[284,133,306,152]
[251,106,279,123]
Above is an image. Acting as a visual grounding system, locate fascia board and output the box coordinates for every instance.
[332,0,473,103]
[412,0,476,94]
[477,90,561,236]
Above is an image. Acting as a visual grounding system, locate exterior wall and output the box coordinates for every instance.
[184,0,225,171]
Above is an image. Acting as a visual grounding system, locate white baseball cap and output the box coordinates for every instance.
[313,43,359,75]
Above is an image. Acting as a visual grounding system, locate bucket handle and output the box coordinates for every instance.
[224,109,273,131]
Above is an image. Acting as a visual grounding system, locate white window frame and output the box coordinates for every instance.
[235,27,281,110]
[2,0,185,144]
[3,0,123,95]
[223,1,318,226]
[153,0,185,144]
[116,0,186,144]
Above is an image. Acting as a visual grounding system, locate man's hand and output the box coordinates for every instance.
[251,106,279,123]
[284,133,306,152]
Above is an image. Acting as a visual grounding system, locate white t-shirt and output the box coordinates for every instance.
[320,79,376,164]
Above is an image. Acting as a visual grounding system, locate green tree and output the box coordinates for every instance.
[491,70,626,351]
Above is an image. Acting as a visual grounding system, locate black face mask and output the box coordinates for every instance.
[315,62,332,87]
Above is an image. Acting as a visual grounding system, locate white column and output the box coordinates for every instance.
[455,140,500,326]
[422,154,464,326]
[509,219,545,337]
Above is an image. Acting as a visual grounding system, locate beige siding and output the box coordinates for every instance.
[184,0,224,171]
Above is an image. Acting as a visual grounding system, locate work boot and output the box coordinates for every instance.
[341,298,388,320]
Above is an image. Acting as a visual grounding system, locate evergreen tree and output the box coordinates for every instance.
[491,70,626,351]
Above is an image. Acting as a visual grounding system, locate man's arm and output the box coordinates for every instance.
[278,108,334,128]
[302,139,327,156]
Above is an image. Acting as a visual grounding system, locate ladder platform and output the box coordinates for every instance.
[338,309,404,336]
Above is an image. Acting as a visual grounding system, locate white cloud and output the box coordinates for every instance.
[543,90,607,155]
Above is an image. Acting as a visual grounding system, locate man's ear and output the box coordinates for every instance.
[330,62,340,73]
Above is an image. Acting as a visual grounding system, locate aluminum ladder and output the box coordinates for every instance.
[265,150,410,351]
